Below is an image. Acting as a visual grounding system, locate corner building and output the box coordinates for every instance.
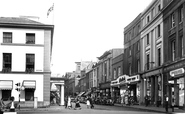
[0,17,54,107]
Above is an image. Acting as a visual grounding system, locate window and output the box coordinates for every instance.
[26,54,35,73]
[25,89,34,101]
[146,54,150,70]
[137,41,140,51]
[137,60,140,72]
[171,13,175,28]
[118,67,121,76]
[158,48,161,66]
[3,53,11,72]
[113,69,116,79]
[129,64,131,75]
[179,6,183,22]
[129,47,131,56]
[147,16,150,23]
[2,90,11,101]
[158,24,161,37]
[180,36,184,57]
[172,40,176,61]
[147,33,149,45]
[3,32,12,43]
[26,33,35,44]
[158,4,161,12]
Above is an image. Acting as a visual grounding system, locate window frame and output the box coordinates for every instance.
[26,33,35,44]
[26,54,35,73]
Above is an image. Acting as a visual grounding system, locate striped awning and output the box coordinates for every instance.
[0,80,13,90]
[23,80,36,89]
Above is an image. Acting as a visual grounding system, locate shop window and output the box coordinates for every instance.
[2,90,11,101]
[25,89,34,101]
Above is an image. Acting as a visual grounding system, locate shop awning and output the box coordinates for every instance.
[77,91,85,97]
[0,80,13,90]
[23,80,36,89]
[84,91,91,96]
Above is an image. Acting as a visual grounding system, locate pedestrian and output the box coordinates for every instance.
[9,96,15,112]
[86,96,90,108]
[64,96,68,109]
[0,98,5,114]
[67,96,72,109]
[89,96,94,109]
[144,95,148,107]
[74,97,81,110]
[165,94,168,112]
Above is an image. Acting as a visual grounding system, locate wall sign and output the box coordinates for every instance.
[170,68,184,77]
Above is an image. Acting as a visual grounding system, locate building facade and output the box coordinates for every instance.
[124,13,142,104]
[0,17,54,107]
[140,0,164,106]
[163,0,185,109]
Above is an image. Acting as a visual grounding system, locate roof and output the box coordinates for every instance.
[0,17,44,25]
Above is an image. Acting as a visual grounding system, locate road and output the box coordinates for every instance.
[17,103,166,114]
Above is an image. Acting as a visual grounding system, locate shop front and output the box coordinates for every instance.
[118,75,129,105]
[142,68,163,106]
[163,60,185,109]
[110,77,120,103]
[99,82,111,98]
[126,75,140,105]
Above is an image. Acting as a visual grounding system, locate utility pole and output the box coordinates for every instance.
[15,82,21,110]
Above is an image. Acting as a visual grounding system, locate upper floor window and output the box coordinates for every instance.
[129,64,131,75]
[179,6,183,23]
[180,36,184,57]
[137,41,140,51]
[118,67,121,76]
[129,47,131,56]
[113,68,116,79]
[171,13,175,28]
[26,54,35,73]
[158,4,161,12]
[3,32,12,43]
[171,40,176,61]
[146,33,150,45]
[158,48,161,66]
[146,54,150,70]
[137,60,140,73]
[26,33,35,44]
[3,53,11,72]
[147,16,150,23]
[158,24,161,37]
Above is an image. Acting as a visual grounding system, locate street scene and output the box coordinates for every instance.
[0,0,185,114]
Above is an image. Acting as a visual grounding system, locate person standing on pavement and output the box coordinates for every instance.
[89,96,94,109]
[144,94,149,107]
[86,96,90,108]
[67,96,72,109]
[64,96,68,109]
[74,97,81,110]
[165,94,168,112]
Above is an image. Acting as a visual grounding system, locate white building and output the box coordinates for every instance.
[0,17,54,107]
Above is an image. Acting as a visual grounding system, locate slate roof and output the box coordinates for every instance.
[0,17,44,25]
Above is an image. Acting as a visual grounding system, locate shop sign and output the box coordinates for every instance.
[127,75,140,83]
[118,75,129,84]
[170,68,184,77]
[110,79,119,86]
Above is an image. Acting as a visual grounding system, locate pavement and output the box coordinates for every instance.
[3,103,185,114]
[114,103,185,114]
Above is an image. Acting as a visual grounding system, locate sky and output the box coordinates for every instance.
[0,0,153,75]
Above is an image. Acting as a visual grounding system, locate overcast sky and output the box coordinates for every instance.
[0,0,152,75]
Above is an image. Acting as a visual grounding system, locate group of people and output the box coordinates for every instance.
[64,95,94,110]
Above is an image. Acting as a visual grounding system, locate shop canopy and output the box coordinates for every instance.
[0,80,13,90]
[23,80,36,89]
[84,91,91,96]
[77,91,85,97]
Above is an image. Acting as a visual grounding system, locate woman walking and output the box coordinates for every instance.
[86,96,90,108]
[67,96,72,109]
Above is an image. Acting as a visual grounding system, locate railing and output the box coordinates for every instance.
[25,68,34,73]
[2,68,11,73]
